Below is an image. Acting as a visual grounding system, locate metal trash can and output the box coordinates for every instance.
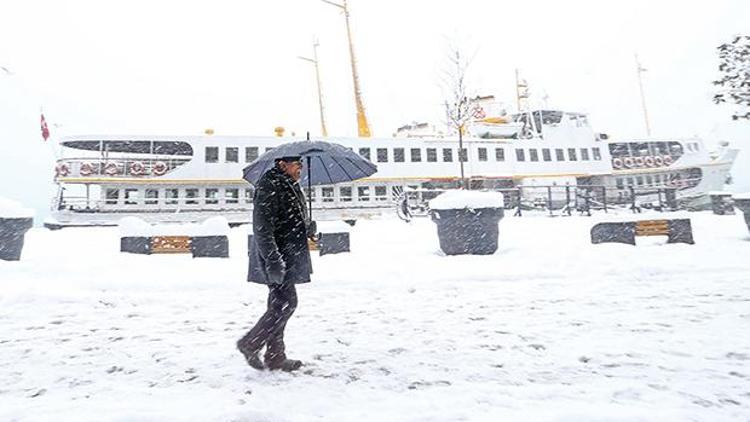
[710,192,735,215]
[430,207,504,255]
[0,218,34,261]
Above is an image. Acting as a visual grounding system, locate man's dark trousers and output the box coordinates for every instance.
[238,283,298,365]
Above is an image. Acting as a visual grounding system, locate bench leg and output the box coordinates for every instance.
[667,219,695,245]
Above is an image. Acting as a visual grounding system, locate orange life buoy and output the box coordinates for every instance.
[644,156,655,167]
[104,162,119,176]
[654,156,664,166]
[612,158,624,169]
[56,163,70,177]
[663,155,674,166]
[634,156,645,167]
[79,162,94,176]
[152,161,168,176]
[129,161,145,176]
[623,157,635,168]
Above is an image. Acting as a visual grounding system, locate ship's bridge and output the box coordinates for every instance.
[512,110,597,144]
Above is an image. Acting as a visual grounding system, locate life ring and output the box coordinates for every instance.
[612,158,624,169]
[623,157,635,168]
[634,156,645,167]
[56,163,70,177]
[654,156,664,166]
[152,161,168,176]
[129,161,146,176]
[79,162,94,176]
[663,155,674,166]
[644,156,655,167]
[104,162,119,176]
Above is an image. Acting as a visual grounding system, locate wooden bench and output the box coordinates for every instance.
[151,236,192,254]
[591,218,694,245]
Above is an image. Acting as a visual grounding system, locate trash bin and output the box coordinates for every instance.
[0,218,34,261]
[733,194,750,233]
[709,192,735,215]
[429,190,505,256]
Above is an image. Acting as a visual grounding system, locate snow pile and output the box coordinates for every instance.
[733,193,750,200]
[0,196,35,219]
[316,221,352,233]
[118,216,230,237]
[429,190,505,210]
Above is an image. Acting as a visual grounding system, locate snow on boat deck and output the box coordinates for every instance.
[1,211,749,421]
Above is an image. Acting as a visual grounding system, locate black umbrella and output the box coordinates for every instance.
[242,139,378,219]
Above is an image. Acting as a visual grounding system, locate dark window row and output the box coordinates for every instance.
[514,147,602,162]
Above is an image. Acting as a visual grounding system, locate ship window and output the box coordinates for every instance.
[153,141,193,156]
[616,178,624,189]
[495,148,505,162]
[124,188,139,205]
[668,142,683,156]
[636,176,644,186]
[609,143,628,158]
[633,143,649,156]
[410,148,422,162]
[580,148,590,161]
[627,177,634,186]
[225,188,239,204]
[105,188,119,205]
[529,149,539,162]
[443,148,453,162]
[245,147,259,162]
[103,141,151,154]
[375,186,388,201]
[555,148,565,161]
[185,189,198,204]
[515,149,525,162]
[205,188,219,204]
[62,140,102,152]
[245,188,254,204]
[542,148,551,162]
[358,186,370,201]
[568,148,577,161]
[427,148,437,162]
[377,148,388,163]
[646,175,653,186]
[654,174,662,185]
[205,147,219,163]
[459,148,468,162]
[592,147,602,161]
[478,147,487,162]
[394,148,405,162]
[321,187,334,202]
[145,189,159,205]
[166,189,179,205]
[340,186,353,202]
[655,142,668,155]
[359,148,371,160]
[226,147,239,163]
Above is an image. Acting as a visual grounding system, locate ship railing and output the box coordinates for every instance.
[54,157,191,179]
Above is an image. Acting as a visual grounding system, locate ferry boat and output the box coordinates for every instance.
[45,109,738,229]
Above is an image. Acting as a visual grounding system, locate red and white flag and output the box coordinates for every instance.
[40,113,50,141]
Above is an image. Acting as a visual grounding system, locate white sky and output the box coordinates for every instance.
[1,0,748,218]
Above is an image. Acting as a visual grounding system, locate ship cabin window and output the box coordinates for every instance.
[580,148,590,161]
[636,176,644,186]
[568,148,577,161]
[124,188,139,205]
[654,142,668,155]
[459,148,468,162]
[478,147,488,162]
[668,142,683,156]
[555,148,565,161]
[226,147,239,163]
[206,147,219,163]
[542,148,552,162]
[153,141,193,156]
[245,147,259,162]
[592,147,602,161]
[377,148,388,163]
[321,187,334,202]
[495,148,505,162]
[609,143,629,158]
[627,177,634,186]
[145,189,159,205]
[616,178,624,190]
[205,188,219,205]
[443,148,453,162]
[515,149,525,162]
[411,148,422,162]
[394,148,405,162]
[529,149,539,162]
[185,189,199,204]
[103,141,151,154]
[427,148,437,162]
[166,189,179,205]
[105,188,119,205]
[225,188,239,204]
[646,175,654,186]
[265,147,274,153]
[358,186,370,201]
[631,143,649,157]
[374,186,388,201]
[359,148,371,160]
[340,186,353,202]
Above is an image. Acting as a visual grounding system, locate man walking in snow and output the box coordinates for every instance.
[237,156,313,372]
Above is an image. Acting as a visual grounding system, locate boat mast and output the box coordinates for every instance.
[635,53,652,137]
[515,68,530,112]
[322,0,372,137]
[298,38,329,137]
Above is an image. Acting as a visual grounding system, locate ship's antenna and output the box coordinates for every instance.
[321,0,372,137]
[635,53,652,137]
[515,68,530,112]
[298,38,328,137]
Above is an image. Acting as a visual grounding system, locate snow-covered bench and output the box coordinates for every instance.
[0,197,35,261]
[591,217,694,245]
[316,221,352,256]
[119,217,230,258]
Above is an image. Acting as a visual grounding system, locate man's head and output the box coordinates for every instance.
[275,156,303,181]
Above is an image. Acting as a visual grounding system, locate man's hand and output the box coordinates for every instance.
[266,258,286,284]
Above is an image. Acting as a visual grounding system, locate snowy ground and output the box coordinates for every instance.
[1,211,750,421]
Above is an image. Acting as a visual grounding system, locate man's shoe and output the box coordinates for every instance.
[237,341,264,370]
[266,359,302,372]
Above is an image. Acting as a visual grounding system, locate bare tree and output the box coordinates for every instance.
[440,43,475,189]
[713,35,750,121]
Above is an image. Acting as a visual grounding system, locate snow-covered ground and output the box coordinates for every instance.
[1,211,749,421]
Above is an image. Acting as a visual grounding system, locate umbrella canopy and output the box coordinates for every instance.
[242,140,378,220]
[242,140,377,187]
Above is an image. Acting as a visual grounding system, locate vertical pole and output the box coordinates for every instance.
[602,186,608,213]
[630,186,637,213]
[85,184,90,209]
[547,186,553,217]
[514,187,522,217]
[565,185,571,216]
[312,40,328,137]
[584,189,591,217]
[635,54,652,137]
